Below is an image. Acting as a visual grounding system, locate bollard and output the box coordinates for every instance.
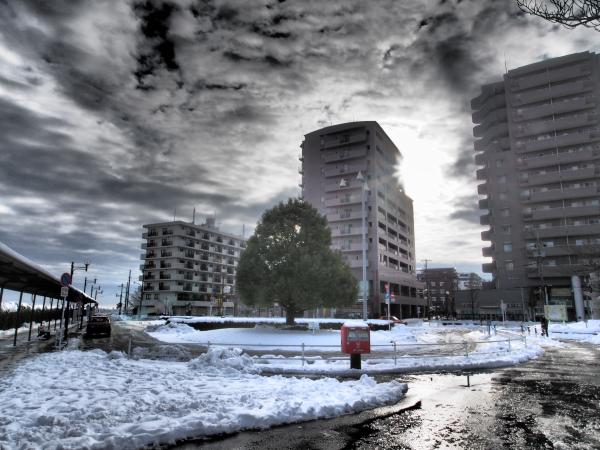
[464,342,469,357]
[393,341,397,366]
[350,353,361,370]
[128,333,132,357]
[508,338,511,353]
[302,343,305,367]
[467,374,470,387]
[207,340,211,351]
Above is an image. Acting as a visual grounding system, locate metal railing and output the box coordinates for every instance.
[123,332,528,367]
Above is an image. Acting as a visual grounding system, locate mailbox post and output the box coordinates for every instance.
[341,321,371,369]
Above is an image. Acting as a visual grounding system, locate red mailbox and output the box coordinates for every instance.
[341,322,371,354]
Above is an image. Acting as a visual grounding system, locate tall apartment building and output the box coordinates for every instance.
[301,121,424,318]
[472,51,600,320]
[140,218,246,316]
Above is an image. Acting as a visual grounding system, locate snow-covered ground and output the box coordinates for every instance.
[144,319,566,375]
[0,347,407,450]
[549,319,600,344]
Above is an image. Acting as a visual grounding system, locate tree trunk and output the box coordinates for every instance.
[285,306,295,325]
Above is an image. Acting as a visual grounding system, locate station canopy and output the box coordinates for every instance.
[0,241,96,304]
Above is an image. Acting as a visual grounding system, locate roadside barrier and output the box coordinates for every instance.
[123,330,528,367]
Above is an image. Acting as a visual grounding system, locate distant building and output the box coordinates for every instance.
[472,51,600,320]
[140,218,246,316]
[419,268,458,318]
[457,272,483,290]
[300,121,424,318]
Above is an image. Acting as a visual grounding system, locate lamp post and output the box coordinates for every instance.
[64,260,90,341]
[356,171,369,320]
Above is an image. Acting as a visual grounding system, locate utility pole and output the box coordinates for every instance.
[124,270,131,315]
[422,259,431,321]
[117,283,124,315]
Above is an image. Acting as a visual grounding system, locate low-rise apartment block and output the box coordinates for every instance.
[140,218,246,316]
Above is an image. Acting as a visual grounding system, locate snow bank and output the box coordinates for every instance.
[0,349,407,449]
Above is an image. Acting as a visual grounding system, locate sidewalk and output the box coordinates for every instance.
[0,323,83,375]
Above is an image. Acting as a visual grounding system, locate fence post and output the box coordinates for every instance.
[393,341,397,366]
[127,332,132,357]
[207,340,211,352]
[302,343,305,367]
[464,342,469,357]
[523,335,527,348]
[508,338,511,353]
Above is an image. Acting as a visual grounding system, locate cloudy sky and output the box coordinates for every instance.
[1,0,599,306]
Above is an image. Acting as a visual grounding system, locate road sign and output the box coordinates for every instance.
[385,283,390,293]
[60,286,69,297]
[60,272,72,287]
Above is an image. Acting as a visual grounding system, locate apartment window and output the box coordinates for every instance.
[495,159,504,168]
[501,208,510,217]
[504,260,514,271]
[499,193,507,201]
[498,175,507,183]
[503,243,513,252]
[501,225,511,234]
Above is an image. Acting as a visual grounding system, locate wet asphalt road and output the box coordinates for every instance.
[3,323,599,449]
[173,342,600,450]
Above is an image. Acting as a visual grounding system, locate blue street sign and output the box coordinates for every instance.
[60,272,72,287]
[385,292,390,300]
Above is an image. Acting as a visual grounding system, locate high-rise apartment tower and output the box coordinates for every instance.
[301,121,424,318]
[472,51,600,320]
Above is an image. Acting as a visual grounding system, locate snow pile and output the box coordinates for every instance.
[132,344,192,361]
[188,347,258,373]
[548,319,600,343]
[0,349,407,449]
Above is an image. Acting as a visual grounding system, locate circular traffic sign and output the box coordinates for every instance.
[60,272,72,287]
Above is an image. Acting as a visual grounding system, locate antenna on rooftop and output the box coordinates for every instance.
[242,224,245,238]
[192,207,196,224]
[173,208,176,222]
[504,52,508,74]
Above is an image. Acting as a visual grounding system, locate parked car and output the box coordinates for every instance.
[85,315,111,337]
[378,315,407,325]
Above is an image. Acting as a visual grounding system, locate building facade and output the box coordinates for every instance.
[457,272,484,290]
[419,268,458,318]
[472,51,600,320]
[301,121,424,318]
[140,218,246,316]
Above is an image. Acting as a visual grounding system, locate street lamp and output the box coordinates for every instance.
[355,170,369,320]
[64,260,90,340]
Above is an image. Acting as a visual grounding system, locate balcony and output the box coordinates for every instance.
[321,132,368,150]
[324,178,364,192]
[482,246,494,257]
[482,262,495,273]
[323,162,368,178]
[521,167,596,187]
[481,229,492,241]
[147,230,158,237]
[513,96,595,123]
[516,130,598,154]
[526,185,598,203]
[326,210,364,222]
[480,213,491,226]
[475,152,487,166]
[344,258,368,269]
[511,79,594,106]
[332,242,364,252]
[518,147,596,169]
[524,223,600,239]
[331,227,362,238]
[161,240,173,247]
[509,62,591,92]
[477,183,487,195]
[530,204,600,221]
[321,147,367,163]
[513,113,596,139]
[478,198,489,209]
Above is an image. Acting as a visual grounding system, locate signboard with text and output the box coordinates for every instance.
[545,304,567,322]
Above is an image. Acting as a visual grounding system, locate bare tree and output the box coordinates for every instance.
[516,1,600,30]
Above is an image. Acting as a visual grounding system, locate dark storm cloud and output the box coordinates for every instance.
[447,135,477,180]
[448,194,481,224]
